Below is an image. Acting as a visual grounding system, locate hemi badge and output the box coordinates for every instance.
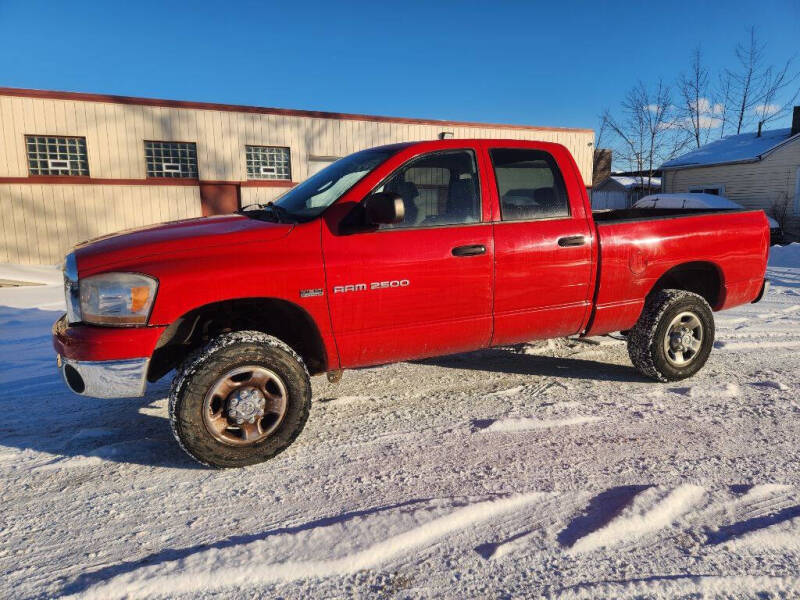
[300,288,324,298]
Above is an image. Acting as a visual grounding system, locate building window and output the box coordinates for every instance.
[246,145,291,180]
[26,135,89,176]
[689,185,725,196]
[145,141,198,178]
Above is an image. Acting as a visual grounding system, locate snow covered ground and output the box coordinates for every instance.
[1,247,799,599]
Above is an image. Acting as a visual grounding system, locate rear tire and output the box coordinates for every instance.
[169,331,311,468]
[627,289,715,382]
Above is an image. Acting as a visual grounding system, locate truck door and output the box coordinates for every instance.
[488,145,594,344]
[323,149,493,368]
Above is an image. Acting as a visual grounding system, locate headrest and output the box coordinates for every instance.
[534,187,556,205]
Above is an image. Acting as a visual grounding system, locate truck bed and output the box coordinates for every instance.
[585,208,769,337]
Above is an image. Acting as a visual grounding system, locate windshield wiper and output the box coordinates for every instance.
[236,202,297,223]
[266,202,296,223]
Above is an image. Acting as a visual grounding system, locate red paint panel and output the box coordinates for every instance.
[491,219,594,343]
[53,316,165,361]
[479,140,596,344]
[585,210,769,336]
[323,224,494,367]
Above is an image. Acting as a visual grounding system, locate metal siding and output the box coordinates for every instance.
[0,184,202,264]
[0,94,594,263]
[663,139,800,232]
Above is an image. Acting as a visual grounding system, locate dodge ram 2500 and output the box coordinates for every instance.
[53,139,770,467]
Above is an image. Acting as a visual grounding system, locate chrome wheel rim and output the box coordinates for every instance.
[202,365,288,446]
[663,311,704,367]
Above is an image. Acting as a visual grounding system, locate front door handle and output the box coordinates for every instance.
[452,244,486,257]
[557,235,586,247]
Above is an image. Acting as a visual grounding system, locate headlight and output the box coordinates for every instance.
[79,273,158,326]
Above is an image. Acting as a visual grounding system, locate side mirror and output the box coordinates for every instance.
[364,192,405,225]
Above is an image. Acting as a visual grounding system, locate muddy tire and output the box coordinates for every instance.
[627,289,715,382]
[169,331,311,468]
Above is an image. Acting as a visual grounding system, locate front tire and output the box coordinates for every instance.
[169,331,311,468]
[627,290,715,382]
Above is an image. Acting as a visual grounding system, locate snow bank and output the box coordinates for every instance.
[0,263,63,310]
[769,243,800,268]
[0,262,62,285]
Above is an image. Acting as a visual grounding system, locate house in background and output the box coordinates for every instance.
[661,107,800,236]
[591,172,661,209]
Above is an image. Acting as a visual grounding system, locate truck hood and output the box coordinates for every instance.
[75,214,292,273]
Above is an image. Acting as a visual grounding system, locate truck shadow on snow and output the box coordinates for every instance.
[415,344,649,384]
[0,306,202,470]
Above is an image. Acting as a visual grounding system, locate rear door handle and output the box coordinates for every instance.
[557,235,586,247]
[452,244,486,257]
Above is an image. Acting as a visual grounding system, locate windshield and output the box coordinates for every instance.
[268,148,398,220]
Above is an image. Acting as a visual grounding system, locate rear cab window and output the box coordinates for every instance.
[489,148,569,221]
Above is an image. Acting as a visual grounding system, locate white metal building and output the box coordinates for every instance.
[0,87,594,264]
[591,175,661,209]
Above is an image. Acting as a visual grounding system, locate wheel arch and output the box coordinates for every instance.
[148,297,329,381]
[646,261,724,310]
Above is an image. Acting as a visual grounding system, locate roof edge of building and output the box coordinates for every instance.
[661,131,800,171]
[660,157,761,171]
[0,86,594,135]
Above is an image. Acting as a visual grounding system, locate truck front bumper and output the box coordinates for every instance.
[52,314,165,398]
[57,355,149,398]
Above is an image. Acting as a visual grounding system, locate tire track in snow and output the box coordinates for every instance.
[567,485,706,554]
[702,485,800,549]
[74,493,547,600]
[725,515,800,551]
[714,340,800,351]
[553,574,800,599]
[474,494,582,560]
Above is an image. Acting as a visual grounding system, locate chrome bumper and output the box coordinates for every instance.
[57,355,149,398]
[752,278,770,304]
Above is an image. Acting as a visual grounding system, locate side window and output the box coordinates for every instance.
[374,150,480,228]
[490,148,569,221]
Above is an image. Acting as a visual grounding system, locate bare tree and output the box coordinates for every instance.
[727,27,765,134]
[679,46,715,148]
[754,59,800,135]
[726,27,800,136]
[601,80,691,192]
[714,71,735,139]
[592,117,610,182]
[770,192,791,232]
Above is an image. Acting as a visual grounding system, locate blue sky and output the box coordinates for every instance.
[1,0,798,133]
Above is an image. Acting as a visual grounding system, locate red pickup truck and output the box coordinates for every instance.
[53,139,770,467]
